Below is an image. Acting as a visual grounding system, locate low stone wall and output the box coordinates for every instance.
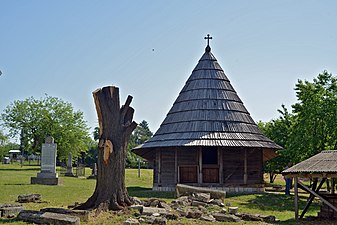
[153,185,265,193]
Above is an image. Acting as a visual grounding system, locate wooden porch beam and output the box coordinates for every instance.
[300,178,325,219]
[294,177,299,220]
[174,148,178,184]
[285,173,337,179]
[219,148,223,184]
[298,180,337,215]
[198,148,202,184]
[157,150,161,186]
[243,149,247,185]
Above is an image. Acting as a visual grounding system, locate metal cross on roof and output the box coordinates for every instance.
[204,34,212,46]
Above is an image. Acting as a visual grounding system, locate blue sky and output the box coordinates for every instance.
[1,0,337,138]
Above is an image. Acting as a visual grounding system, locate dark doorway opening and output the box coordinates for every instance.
[202,147,219,183]
[202,146,218,164]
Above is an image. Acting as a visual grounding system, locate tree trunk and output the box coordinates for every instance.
[76,86,137,211]
[269,172,277,183]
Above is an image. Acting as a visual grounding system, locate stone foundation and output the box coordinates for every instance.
[31,177,59,185]
[153,185,265,193]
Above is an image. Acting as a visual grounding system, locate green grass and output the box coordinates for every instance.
[0,164,326,224]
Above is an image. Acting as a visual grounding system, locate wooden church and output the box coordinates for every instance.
[133,35,281,193]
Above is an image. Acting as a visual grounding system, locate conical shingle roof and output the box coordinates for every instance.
[134,42,281,152]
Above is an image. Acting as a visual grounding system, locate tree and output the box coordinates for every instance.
[258,105,293,183]
[0,130,8,146]
[0,130,9,159]
[127,120,153,168]
[288,71,337,162]
[83,139,98,166]
[0,130,19,159]
[77,86,137,210]
[130,120,153,146]
[1,95,90,160]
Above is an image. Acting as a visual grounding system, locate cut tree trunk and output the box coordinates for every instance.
[76,86,137,211]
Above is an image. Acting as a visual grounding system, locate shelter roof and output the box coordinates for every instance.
[283,150,337,175]
[134,37,281,157]
[8,150,21,153]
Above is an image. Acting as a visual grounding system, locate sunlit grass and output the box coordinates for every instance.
[0,164,324,224]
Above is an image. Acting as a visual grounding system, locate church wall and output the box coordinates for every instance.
[222,148,263,185]
[153,147,264,190]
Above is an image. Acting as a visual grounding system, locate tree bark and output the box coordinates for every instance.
[76,86,137,210]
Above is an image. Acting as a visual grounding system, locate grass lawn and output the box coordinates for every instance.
[0,163,325,224]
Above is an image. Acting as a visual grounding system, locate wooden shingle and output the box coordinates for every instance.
[133,44,281,156]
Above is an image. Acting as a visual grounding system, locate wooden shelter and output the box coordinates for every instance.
[133,35,281,192]
[283,150,337,220]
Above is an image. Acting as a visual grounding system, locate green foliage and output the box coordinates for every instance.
[288,71,337,162]
[83,138,98,166]
[258,105,293,182]
[90,120,153,168]
[0,130,8,145]
[261,71,337,178]
[127,120,153,168]
[1,95,90,160]
[93,126,100,141]
[0,130,20,159]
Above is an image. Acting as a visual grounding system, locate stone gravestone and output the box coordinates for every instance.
[31,136,59,185]
[87,163,97,179]
[65,152,74,177]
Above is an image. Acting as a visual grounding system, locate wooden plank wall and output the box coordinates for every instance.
[222,148,263,185]
[247,148,263,184]
[160,149,175,185]
[177,148,198,166]
[223,148,244,184]
[154,148,199,186]
[154,147,263,187]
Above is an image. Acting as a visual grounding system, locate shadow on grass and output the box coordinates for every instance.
[0,168,38,171]
[127,186,175,199]
[238,193,319,213]
[276,217,337,225]
[0,218,19,224]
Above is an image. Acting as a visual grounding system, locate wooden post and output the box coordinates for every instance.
[294,176,299,220]
[157,150,161,186]
[174,149,178,184]
[332,179,335,194]
[137,158,140,178]
[243,149,247,185]
[219,148,223,184]
[198,148,202,184]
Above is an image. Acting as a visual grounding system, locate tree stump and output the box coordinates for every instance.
[76,86,137,210]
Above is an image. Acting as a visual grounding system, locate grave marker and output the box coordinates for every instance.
[31,136,60,185]
[65,152,75,177]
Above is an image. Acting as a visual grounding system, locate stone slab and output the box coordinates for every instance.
[141,207,168,216]
[41,208,89,222]
[212,212,241,222]
[31,177,59,185]
[36,171,58,179]
[228,206,239,214]
[176,184,226,200]
[191,200,207,207]
[17,194,41,203]
[0,206,24,218]
[129,205,144,212]
[17,210,80,225]
[124,218,140,225]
